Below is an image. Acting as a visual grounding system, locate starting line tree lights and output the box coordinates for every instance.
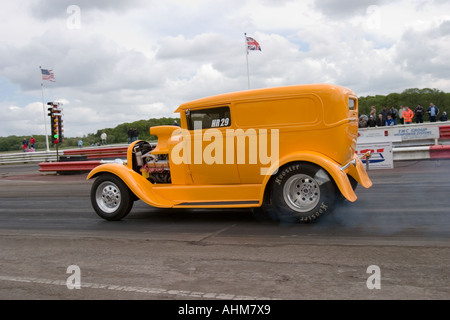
[47,102,64,145]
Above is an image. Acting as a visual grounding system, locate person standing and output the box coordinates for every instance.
[376,113,385,127]
[427,103,439,122]
[380,106,388,123]
[398,105,405,125]
[100,131,107,145]
[128,128,133,144]
[440,111,448,122]
[389,106,398,125]
[414,104,424,123]
[403,106,414,125]
[370,106,377,119]
[22,138,28,152]
[78,139,83,148]
[29,136,36,149]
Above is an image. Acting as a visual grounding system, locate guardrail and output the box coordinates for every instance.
[393,145,450,161]
[0,150,57,165]
[0,145,129,165]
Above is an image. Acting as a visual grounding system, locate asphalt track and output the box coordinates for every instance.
[0,160,449,300]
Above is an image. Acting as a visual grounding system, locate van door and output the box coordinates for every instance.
[186,106,240,185]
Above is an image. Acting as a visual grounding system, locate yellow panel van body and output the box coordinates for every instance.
[88,84,372,223]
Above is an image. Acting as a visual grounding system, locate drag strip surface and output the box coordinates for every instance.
[0,161,449,299]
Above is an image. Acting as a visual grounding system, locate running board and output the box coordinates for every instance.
[174,200,259,207]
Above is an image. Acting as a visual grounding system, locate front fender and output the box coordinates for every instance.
[87,163,174,208]
[261,152,371,202]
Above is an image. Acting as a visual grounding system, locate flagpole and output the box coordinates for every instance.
[245,33,250,90]
[40,66,50,152]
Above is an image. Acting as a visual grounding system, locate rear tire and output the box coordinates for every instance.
[91,174,134,221]
[270,163,336,223]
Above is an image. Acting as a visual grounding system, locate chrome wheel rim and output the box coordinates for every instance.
[283,174,320,213]
[96,181,121,213]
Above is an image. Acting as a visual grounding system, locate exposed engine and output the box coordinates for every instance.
[132,141,171,184]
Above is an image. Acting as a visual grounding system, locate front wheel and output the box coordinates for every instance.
[91,174,134,221]
[270,163,336,223]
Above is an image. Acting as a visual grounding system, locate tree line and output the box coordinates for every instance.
[358,88,450,116]
[0,117,179,152]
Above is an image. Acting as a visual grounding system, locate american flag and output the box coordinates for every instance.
[41,68,56,82]
[246,36,261,51]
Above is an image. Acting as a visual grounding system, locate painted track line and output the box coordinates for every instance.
[0,275,273,300]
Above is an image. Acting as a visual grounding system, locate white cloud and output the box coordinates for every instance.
[1,0,450,138]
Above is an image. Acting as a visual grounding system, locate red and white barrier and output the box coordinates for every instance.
[63,145,128,160]
[430,145,450,159]
[356,123,450,168]
[439,125,450,140]
[39,160,101,172]
[38,146,128,172]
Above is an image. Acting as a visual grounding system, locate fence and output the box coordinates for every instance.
[0,145,128,165]
[0,150,57,165]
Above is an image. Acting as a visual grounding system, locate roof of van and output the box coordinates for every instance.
[175,83,354,112]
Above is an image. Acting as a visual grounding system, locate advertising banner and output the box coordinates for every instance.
[358,124,439,141]
[390,126,439,141]
[356,141,393,170]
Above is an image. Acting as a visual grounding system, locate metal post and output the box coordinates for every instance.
[364,151,372,171]
[40,67,50,152]
[245,33,250,89]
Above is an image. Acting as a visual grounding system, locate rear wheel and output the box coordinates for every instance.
[91,174,134,221]
[270,163,336,223]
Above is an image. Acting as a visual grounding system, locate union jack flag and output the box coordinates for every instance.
[41,68,56,82]
[246,36,261,51]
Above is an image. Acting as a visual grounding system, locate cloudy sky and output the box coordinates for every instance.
[1,0,450,137]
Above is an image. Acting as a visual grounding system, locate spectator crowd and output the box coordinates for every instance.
[359,103,448,128]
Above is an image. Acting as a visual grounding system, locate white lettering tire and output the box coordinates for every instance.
[270,163,336,223]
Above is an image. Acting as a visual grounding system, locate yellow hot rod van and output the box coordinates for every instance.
[88,84,372,223]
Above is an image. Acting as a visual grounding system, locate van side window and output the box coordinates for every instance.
[187,106,231,130]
